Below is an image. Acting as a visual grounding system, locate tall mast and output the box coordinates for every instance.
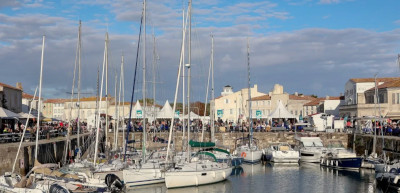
[117,55,124,151]
[94,33,107,165]
[187,0,192,162]
[211,34,215,142]
[66,22,79,164]
[152,34,156,129]
[35,35,45,161]
[142,0,147,162]
[13,87,37,173]
[247,38,253,147]
[182,4,186,150]
[114,70,118,150]
[77,20,82,154]
[121,55,125,153]
[105,32,109,149]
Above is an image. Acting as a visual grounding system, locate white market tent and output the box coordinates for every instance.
[18,112,35,119]
[125,100,144,119]
[268,100,297,119]
[180,111,204,121]
[0,107,20,119]
[156,100,174,119]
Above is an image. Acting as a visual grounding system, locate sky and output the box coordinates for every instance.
[1,0,400,105]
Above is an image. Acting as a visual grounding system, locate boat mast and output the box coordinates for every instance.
[166,9,186,163]
[182,4,186,150]
[35,35,45,161]
[152,34,156,132]
[114,70,118,151]
[187,0,192,163]
[247,38,253,148]
[201,35,211,142]
[118,54,124,153]
[116,55,124,151]
[12,87,38,173]
[211,34,215,143]
[94,32,107,165]
[77,20,82,156]
[372,74,378,155]
[142,0,147,162]
[105,31,109,150]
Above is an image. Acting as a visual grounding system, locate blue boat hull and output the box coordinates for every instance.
[321,157,362,170]
[217,157,244,167]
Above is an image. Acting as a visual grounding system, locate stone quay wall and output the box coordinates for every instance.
[108,131,349,152]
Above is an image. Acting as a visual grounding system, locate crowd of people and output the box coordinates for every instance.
[0,120,88,142]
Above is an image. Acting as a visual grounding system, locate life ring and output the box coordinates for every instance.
[241,152,247,158]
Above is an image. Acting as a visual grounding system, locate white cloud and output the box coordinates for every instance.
[1,1,400,101]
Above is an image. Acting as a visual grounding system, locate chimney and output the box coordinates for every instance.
[16,82,23,90]
[326,96,330,100]
[294,92,298,96]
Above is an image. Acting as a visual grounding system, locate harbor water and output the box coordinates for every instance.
[126,163,385,193]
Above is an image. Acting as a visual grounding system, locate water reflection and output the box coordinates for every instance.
[125,163,383,193]
[231,167,244,176]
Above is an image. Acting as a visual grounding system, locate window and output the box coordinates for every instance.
[393,93,396,104]
[268,101,270,106]
[397,93,400,104]
[230,109,233,115]
[263,101,265,106]
[295,110,298,115]
[225,99,229,104]
[291,110,293,114]
[378,93,386,103]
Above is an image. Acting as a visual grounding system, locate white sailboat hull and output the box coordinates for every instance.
[240,150,263,163]
[165,167,232,188]
[123,168,164,187]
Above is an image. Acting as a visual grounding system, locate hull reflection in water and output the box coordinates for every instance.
[125,161,381,193]
[231,167,244,176]
[124,180,232,193]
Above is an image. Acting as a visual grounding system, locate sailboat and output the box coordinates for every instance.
[121,0,170,187]
[234,38,263,164]
[0,36,76,193]
[164,0,232,189]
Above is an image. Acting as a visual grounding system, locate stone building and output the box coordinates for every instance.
[0,82,22,113]
[303,96,344,117]
[339,77,400,119]
[43,99,68,120]
[250,84,315,120]
[214,85,266,122]
[21,92,39,116]
[64,96,113,122]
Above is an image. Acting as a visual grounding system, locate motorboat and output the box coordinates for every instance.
[296,137,326,163]
[263,143,300,163]
[320,140,362,170]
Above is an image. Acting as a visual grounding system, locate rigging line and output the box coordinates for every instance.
[125,8,144,162]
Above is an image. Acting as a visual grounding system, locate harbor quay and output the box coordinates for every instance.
[0,133,89,176]
[3,130,400,175]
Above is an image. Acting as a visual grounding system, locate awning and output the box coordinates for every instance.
[0,107,20,119]
[386,112,400,119]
